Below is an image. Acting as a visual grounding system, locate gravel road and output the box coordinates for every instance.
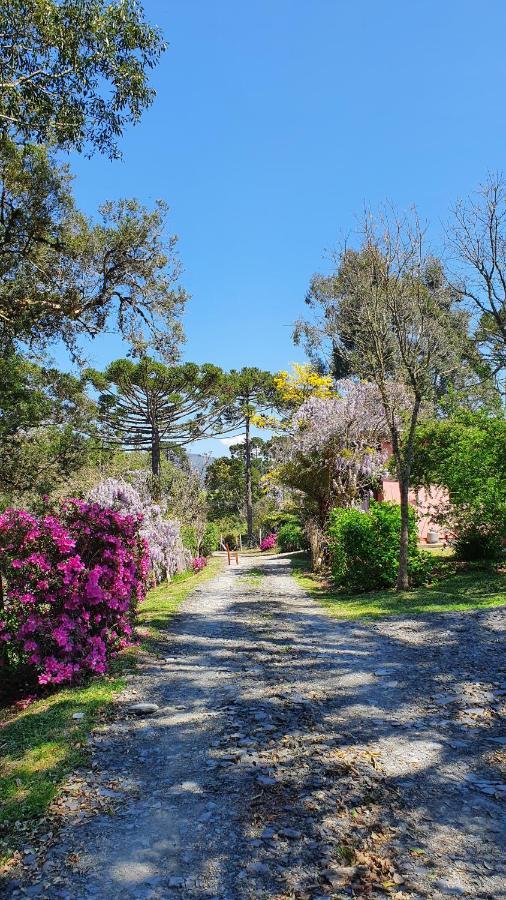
[3,556,505,899]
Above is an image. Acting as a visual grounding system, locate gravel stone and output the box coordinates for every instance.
[4,556,504,900]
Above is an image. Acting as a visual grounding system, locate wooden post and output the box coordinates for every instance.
[235,550,239,565]
[226,543,231,566]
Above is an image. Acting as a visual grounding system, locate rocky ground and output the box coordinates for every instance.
[2,556,505,899]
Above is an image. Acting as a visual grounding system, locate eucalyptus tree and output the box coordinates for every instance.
[0,0,165,158]
[220,368,278,545]
[89,358,225,480]
[0,0,183,360]
[296,208,466,589]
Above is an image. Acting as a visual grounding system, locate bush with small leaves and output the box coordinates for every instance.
[328,501,428,592]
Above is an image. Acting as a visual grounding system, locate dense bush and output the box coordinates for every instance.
[260,533,277,551]
[192,556,208,573]
[277,522,307,553]
[201,522,220,556]
[412,413,506,561]
[328,501,426,592]
[452,506,505,562]
[0,501,149,686]
[259,511,301,533]
[181,524,199,557]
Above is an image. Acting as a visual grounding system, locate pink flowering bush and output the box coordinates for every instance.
[192,556,208,573]
[0,501,150,687]
[260,533,277,551]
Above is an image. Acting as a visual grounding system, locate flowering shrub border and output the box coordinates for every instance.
[260,533,277,551]
[0,501,149,686]
[88,477,187,582]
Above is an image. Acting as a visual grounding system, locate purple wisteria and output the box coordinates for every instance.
[88,477,188,582]
[278,379,390,512]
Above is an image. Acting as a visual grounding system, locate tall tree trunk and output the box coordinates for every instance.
[151,425,161,501]
[244,413,254,546]
[392,399,420,592]
[397,472,410,590]
[151,425,161,477]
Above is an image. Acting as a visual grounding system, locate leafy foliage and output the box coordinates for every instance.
[328,501,427,592]
[0,353,97,506]
[220,368,278,544]
[412,412,506,560]
[205,447,265,522]
[0,149,187,358]
[201,522,220,556]
[276,522,307,553]
[0,0,165,158]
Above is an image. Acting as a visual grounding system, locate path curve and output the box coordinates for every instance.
[4,556,505,899]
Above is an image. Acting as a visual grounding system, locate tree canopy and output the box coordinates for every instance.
[296,208,466,588]
[0,352,97,504]
[0,0,165,158]
[0,146,187,358]
[89,358,225,477]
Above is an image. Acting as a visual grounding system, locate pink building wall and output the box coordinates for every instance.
[379,479,449,543]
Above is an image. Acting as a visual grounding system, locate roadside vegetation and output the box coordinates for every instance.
[0,560,223,867]
[290,553,506,620]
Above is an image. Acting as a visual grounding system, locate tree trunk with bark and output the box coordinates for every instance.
[244,413,254,546]
[397,473,411,590]
[151,425,161,477]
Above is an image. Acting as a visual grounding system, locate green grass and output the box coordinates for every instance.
[290,554,506,619]
[239,567,265,587]
[0,666,127,866]
[0,557,224,866]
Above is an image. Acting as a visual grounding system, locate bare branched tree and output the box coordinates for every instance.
[449,173,506,382]
[296,207,466,589]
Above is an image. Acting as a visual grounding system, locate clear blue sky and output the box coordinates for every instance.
[62,0,506,453]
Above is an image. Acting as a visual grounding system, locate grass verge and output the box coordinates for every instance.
[290,554,506,619]
[0,556,224,867]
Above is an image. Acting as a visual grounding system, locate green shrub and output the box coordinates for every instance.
[328,501,426,592]
[201,522,220,556]
[452,506,505,561]
[180,525,198,556]
[260,510,302,532]
[277,522,307,553]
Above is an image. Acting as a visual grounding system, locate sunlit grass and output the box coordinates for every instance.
[239,566,265,587]
[0,673,124,866]
[0,557,224,866]
[290,554,506,619]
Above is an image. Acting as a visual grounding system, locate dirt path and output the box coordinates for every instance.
[3,557,505,899]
